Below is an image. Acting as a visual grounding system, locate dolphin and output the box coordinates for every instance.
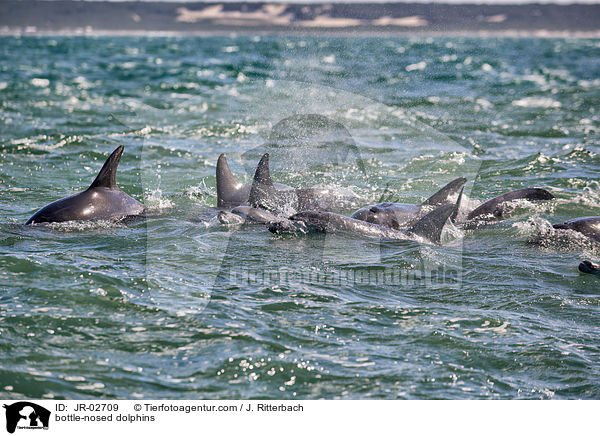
[352,185,553,229]
[218,205,280,225]
[551,218,600,275]
[216,153,291,208]
[268,196,460,245]
[579,260,600,275]
[25,146,144,225]
[249,153,360,214]
[552,216,600,243]
[466,188,554,221]
[350,177,467,229]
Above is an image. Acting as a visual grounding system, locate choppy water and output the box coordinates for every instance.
[1,35,599,399]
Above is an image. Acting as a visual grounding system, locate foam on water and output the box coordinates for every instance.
[144,188,174,211]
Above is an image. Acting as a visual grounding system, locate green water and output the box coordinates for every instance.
[0,36,599,399]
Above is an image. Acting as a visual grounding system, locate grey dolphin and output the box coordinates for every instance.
[466,188,554,221]
[25,146,144,225]
[216,153,291,208]
[579,260,600,275]
[249,153,359,214]
[218,205,280,225]
[552,216,600,242]
[268,200,459,245]
[352,186,553,229]
[552,219,600,275]
[350,177,467,229]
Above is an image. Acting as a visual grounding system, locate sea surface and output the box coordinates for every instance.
[1,35,599,399]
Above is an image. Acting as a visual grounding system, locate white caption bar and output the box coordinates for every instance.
[0,400,596,435]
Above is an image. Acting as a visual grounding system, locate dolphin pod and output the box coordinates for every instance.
[219,152,461,244]
[246,153,554,229]
[23,147,600,271]
[349,178,467,229]
[218,152,557,246]
[351,186,554,229]
[25,146,144,225]
[268,202,460,245]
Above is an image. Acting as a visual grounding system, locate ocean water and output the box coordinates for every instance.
[1,35,599,400]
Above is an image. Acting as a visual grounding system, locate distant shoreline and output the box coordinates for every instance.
[1,1,599,36]
[2,29,599,38]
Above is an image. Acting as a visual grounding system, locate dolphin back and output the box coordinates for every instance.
[26,193,86,225]
[552,216,600,242]
[26,146,143,225]
[467,187,554,221]
[25,189,143,225]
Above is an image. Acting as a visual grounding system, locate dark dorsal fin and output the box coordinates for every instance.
[407,203,454,244]
[216,154,244,207]
[88,145,123,189]
[253,153,274,188]
[249,153,276,208]
[422,177,467,207]
[450,187,464,223]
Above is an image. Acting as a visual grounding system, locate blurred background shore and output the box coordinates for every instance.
[1,0,599,36]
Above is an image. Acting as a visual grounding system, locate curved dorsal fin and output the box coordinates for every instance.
[89,145,123,189]
[249,153,276,208]
[450,187,464,223]
[216,154,244,207]
[253,153,274,187]
[407,203,454,244]
[412,188,462,243]
[422,177,467,207]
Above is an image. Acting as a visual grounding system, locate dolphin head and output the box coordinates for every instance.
[267,218,308,235]
[351,204,399,228]
[351,202,420,230]
[288,211,331,233]
[579,260,600,274]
